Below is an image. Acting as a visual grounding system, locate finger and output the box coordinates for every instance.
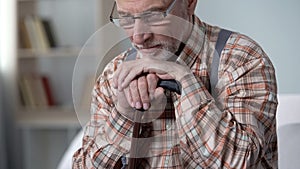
[147,74,159,96]
[113,64,122,89]
[150,87,166,114]
[121,65,144,90]
[129,79,142,109]
[117,64,132,91]
[123,87,134,108]
[113,62,133,91]
[154,87,165,100]
[138,76,150,110]
[115,88,135,121]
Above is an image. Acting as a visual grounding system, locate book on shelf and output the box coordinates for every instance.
[42,19,57,48]
[19,19,32,49]
[19,74,56,109]
[19,15,57,50]
[34,15,50,50]
[41,76,55,106]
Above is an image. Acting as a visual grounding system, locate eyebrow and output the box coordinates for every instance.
[118,6,167,16]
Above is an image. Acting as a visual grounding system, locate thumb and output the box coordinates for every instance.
[150,87,165,101]
[150,87,167,112]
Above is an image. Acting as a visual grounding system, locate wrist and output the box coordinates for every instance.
[115,103,135,121]
[173,65,192,81]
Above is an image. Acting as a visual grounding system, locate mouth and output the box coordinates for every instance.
[138,45,162,54]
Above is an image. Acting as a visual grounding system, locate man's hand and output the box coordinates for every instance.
[113,58,190,92]
[114,73,167,122]
[123,73,159,110]
[114,87,135,120]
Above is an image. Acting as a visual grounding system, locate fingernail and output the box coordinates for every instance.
[135,102,142,109]
[143,103,149,110]
[131,102,135,108]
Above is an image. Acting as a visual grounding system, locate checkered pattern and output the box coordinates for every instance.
[73,15,278,168]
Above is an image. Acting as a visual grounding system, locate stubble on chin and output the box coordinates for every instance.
[134,40,180,61]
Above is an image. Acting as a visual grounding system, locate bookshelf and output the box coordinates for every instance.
[16,0,112,169]
[16,106,89,129]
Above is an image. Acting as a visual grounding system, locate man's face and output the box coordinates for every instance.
[116,0,191,60]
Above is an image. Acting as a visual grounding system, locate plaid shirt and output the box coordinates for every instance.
[73,15,278,169]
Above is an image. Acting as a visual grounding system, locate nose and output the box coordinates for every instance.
[131,19,152,45]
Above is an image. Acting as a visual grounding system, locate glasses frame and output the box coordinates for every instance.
[109,0,177,29]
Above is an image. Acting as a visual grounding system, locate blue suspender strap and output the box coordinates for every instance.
[210,29,232,98]
[125,48,137,61]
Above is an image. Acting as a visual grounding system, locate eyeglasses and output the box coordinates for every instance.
[109,0,177,29]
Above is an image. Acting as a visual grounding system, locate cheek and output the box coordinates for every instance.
[152,35,176,47]
[152,26,185,43]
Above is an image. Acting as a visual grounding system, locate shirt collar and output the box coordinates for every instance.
[176,15,206,68]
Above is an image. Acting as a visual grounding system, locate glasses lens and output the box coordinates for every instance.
[143,12,165,26]
[112,17,134,29]
[111,12,167,29]
[120,17,135,28]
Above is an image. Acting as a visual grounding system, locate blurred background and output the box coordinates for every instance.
[0,0,299,169]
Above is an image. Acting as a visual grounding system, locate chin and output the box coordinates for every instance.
[139,48,175,61]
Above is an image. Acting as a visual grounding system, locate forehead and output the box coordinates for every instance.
[116,0,171,14]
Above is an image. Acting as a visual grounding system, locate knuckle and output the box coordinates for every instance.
[147,73,154,80]
[130,87,139,96]
[129,80,137,88]
[138,81,147,89]
[147,74,158,82]
[138,77,147,88]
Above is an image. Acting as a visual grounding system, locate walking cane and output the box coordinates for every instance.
[128,79,181,169]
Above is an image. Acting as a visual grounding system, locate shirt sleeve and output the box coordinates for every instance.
[174,35,278,168]
[72,57,133,169]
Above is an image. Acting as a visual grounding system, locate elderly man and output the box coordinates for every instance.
[73,0,278,168]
